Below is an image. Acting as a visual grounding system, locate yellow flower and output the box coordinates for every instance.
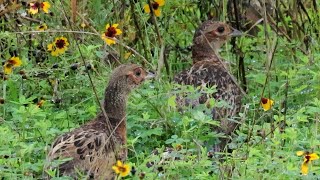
[8,57,22,67]
[101,24,122,45]
[297,151,319,175]
[28,1,51,14]
[80,22,87,28]
[37,23,48,31]
[144,0,165,17]
[124,52,132,60]
[29,2,40,14]
[175,144,183,150]
[3,57,22,74]
[41,1,51,13]
[47,43,58,56]
[112,160,130,177]
[260,97,274,111]
[37,99,45,107]
[47,37,69,56]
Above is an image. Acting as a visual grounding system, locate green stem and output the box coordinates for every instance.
[2,80,6,119]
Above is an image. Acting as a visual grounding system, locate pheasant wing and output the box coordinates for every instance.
[46,128,117,178]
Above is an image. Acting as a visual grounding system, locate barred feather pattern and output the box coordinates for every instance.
[46,114,126,179]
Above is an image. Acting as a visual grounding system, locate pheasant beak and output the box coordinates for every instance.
[145,71,156,80]
[229,28,242,37]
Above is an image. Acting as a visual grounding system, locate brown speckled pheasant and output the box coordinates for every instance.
[46,64,153,179]
[174,21,244,151]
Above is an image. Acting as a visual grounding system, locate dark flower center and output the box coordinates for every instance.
[105,27,117,38]
[41,2,45,8]
[5,63,13,68]
[306,155,310,159]
[31,2,40,9]
[56,39,66,49]
[7,59,17,65]
[152,2,159,10]
[305,155,311,163]
[261,98,268,104]
[118,166,126,172]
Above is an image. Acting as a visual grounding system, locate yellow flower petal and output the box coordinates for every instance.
[112,24,119,28]
[101,34,116,45]
[119,164,130,177]
[261,98,274,111]
[47,43,60,56]
[106,38,116,45]
[29,3,39,15]
[112,165,120,174]
[37,23,48,31]
[47,43,53,51]
[155,0,165,6]
[116,160,122,167]
[3,63,13,74]
[154,8,161,17]
[105,24,110,29]
[9,57,22,67]
[309,153,319,161]
[296,151,305,156]
[301,162,308,175]
[51,50,59,56]
[115,28,122,35]
[143,4,150,13]
[55,48,62,55]
[41,1,51,13]
[29,9,38,14]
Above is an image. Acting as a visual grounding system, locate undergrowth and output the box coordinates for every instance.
[0,0,319,179]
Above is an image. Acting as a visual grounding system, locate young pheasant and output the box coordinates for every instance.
[174,21,244,151]
[46,64,153,179]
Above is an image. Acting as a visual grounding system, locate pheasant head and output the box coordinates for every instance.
[104,64,154,119]
[192,21,242,63]
[108,64,152,92]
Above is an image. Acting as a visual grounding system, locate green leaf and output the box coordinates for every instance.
[168,95,176,108]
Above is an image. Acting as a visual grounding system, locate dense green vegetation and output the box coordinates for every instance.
[0,0,319,179]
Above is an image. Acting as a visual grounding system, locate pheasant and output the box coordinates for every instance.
[45,64,153,179]
[174,21,244,151]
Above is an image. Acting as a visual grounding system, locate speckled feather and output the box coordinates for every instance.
[174,60,242,135]
[47,115,125,179]
[174,21,243,149]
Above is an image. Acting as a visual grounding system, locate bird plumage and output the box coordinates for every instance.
[174,21,243,151]
[45,64,152,179]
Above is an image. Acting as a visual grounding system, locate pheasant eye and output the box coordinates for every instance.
[217,26,225,33]
[135,69,141,76]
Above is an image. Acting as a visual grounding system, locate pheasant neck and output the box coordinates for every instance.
[192,41,221,64]
[101,78,130,143]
